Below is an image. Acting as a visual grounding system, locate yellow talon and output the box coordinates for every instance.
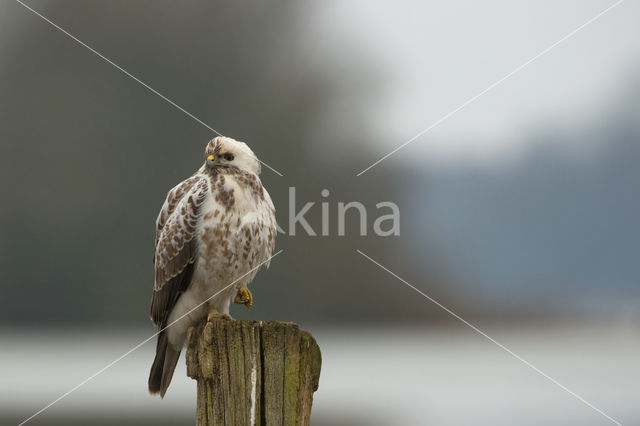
[234,286,253,308]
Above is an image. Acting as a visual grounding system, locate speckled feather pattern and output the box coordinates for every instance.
[150,138,276,351]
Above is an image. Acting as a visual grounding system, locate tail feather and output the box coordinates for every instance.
[160,346,181,397]
[149,331,181,398]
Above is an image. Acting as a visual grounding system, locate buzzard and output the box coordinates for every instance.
[148,136,276,397]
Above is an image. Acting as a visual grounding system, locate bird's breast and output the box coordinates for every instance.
[197,197,273,277]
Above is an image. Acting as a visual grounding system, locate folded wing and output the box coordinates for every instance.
[150,176,209,328]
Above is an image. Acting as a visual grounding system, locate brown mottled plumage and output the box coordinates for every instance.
[148,137,276,397]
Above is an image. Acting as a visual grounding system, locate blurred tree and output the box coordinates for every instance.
[0,0,450,326]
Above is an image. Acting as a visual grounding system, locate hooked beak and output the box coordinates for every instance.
[206,155,216,167]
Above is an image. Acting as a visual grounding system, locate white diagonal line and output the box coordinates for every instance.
[356,249,623,426]
[356,0,625,176]
[14,0,220,134]
[17,249,284,426]
[13,0,284,177]
[255,158,285,177]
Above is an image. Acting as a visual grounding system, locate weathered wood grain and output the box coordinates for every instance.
[187,320,321,426]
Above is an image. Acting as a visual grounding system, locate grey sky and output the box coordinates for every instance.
[312,0,640,166]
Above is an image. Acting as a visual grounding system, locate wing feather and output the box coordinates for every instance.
[150,176,209,326]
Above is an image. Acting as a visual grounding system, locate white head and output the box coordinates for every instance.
[204,136,261,175]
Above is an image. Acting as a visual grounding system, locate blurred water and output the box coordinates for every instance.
[2,321,638,425]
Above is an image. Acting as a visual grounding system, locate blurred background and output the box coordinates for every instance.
[1,0,639,424]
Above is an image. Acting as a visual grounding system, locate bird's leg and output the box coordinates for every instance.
[207,306,232,322]
[234,286,253,308]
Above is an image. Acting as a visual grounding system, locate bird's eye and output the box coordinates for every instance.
[223,153,234,161]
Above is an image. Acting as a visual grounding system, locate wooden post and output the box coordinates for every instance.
[186,319,322,426]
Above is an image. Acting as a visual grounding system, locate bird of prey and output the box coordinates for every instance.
[148,136,276,397]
